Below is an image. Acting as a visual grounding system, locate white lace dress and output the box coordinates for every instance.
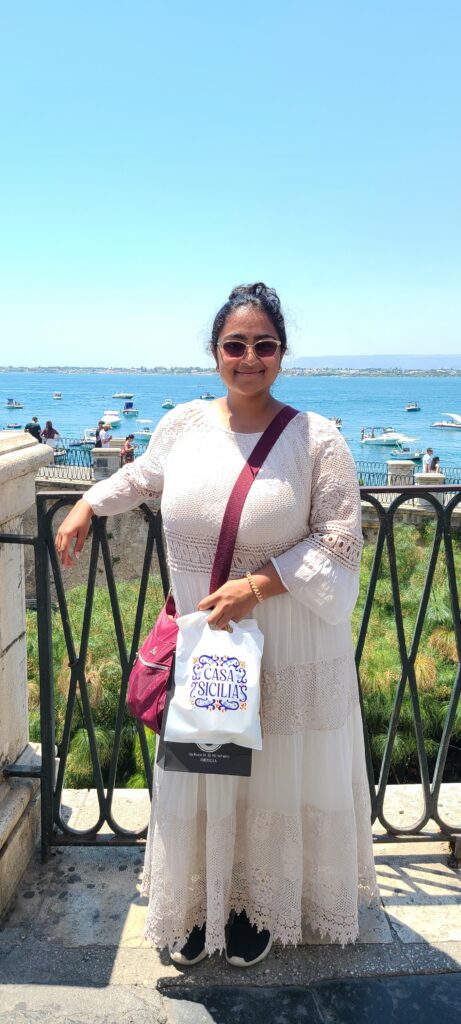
[85,400,378,951]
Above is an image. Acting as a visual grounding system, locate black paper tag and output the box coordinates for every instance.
[160,739,252,776]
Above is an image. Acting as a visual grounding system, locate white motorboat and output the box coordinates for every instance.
[5,398,23,409]
[102,409,121,427]
[68,428,96,447]
[134,419,153,437]
[121,401,139,416]
[405,401,421,412]
[199,392,215,400]
[161,398,175,409]
[53,391,62,400]
[360,426,417,446]
[431,412,461,430]
[113,391,134,399]
[389,444,424,461]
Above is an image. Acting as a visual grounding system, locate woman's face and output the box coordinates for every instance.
[215,305,283,400]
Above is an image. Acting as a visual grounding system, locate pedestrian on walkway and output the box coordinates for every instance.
[422,447,433,472]
[41,420,61,448]
[55,282,378,968]
[94,420,104,448]
[120,434,136,465]
[24,416,42,442]
[99,423,112,448]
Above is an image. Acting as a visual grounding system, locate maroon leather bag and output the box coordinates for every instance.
[126,405,298,732]
[127,593,178,733]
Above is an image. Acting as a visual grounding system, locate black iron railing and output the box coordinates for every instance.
[358,486,461,834]
[2,485,461,857]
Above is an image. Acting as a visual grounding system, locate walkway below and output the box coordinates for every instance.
[1,786,461,1022]
[1,975,461,1024]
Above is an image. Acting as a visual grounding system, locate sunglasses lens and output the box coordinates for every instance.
[255,340,279,357]
[222,341,247,357]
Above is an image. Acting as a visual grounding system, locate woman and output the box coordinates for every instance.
[56,283,378,967]
[429,455,442,473]
[41,420,61,448]
[120,433,136,465]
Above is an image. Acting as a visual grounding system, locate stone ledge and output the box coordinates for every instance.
[0,431,37,456]
[0,433,52,487]
[0,743,41,852]
[0,789,40,915]
[0,779,38,853]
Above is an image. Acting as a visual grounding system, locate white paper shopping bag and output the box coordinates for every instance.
[163,611,264,750]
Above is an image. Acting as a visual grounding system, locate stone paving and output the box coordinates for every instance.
[1,785,461,1022]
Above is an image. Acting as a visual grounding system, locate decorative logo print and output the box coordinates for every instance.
[189,655,247,712]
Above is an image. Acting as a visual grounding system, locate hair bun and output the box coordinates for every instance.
[210,281,287,354]
[228,282,281,310]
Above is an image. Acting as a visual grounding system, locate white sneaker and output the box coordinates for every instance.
[225,911,273,968]
[169,923,207,966]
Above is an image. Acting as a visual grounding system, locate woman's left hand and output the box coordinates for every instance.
[197,578,257,629]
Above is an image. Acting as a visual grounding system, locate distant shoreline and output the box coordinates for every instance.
[2,366,461,378]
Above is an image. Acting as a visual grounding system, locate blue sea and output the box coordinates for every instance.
[2,370,461,469]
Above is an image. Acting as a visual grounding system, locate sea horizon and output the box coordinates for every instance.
[2,360,461,377]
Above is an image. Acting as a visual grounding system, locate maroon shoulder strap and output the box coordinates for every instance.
[209,405,299,593]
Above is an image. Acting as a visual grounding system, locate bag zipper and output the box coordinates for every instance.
[138,653,170,670]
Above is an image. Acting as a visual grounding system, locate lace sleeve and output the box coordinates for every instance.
[85,402,201,517]
[271,414,363,625]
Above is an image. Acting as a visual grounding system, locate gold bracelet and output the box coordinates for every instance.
[245,571,264,603]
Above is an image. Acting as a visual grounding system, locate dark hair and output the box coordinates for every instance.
[126,434,134,440]
[429,455,440,470]
[210,283,287,356]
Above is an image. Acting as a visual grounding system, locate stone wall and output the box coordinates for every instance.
[23,483,162,601]
[0,432,53,913]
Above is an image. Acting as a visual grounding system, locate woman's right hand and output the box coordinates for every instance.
[55,498,94,567]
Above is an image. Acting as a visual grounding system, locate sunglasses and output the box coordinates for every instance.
[218,339,281,359]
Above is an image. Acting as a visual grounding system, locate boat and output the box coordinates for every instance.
[405,401,421,412]
[360,426,417,446]
[134,419,153,437]
[68,428,96,447]
[199,392,215,400]
[5,422,22,429]
[431,412,461,430]
[161,398,175,409]
[112,391,134,399]
[5,398,23,409]
[329,417,342,430]
[101,409,121,427]
[53,391,62,400]
[389,444,424,461]
[121,401,139,416]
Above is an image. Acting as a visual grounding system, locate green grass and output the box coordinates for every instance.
[352,521,461,782]
[26,523,461,786]
[27,575,165,788]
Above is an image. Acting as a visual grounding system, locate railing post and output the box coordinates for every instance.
[35,498,56,861]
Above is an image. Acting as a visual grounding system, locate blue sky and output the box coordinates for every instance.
[1,1,460,366]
